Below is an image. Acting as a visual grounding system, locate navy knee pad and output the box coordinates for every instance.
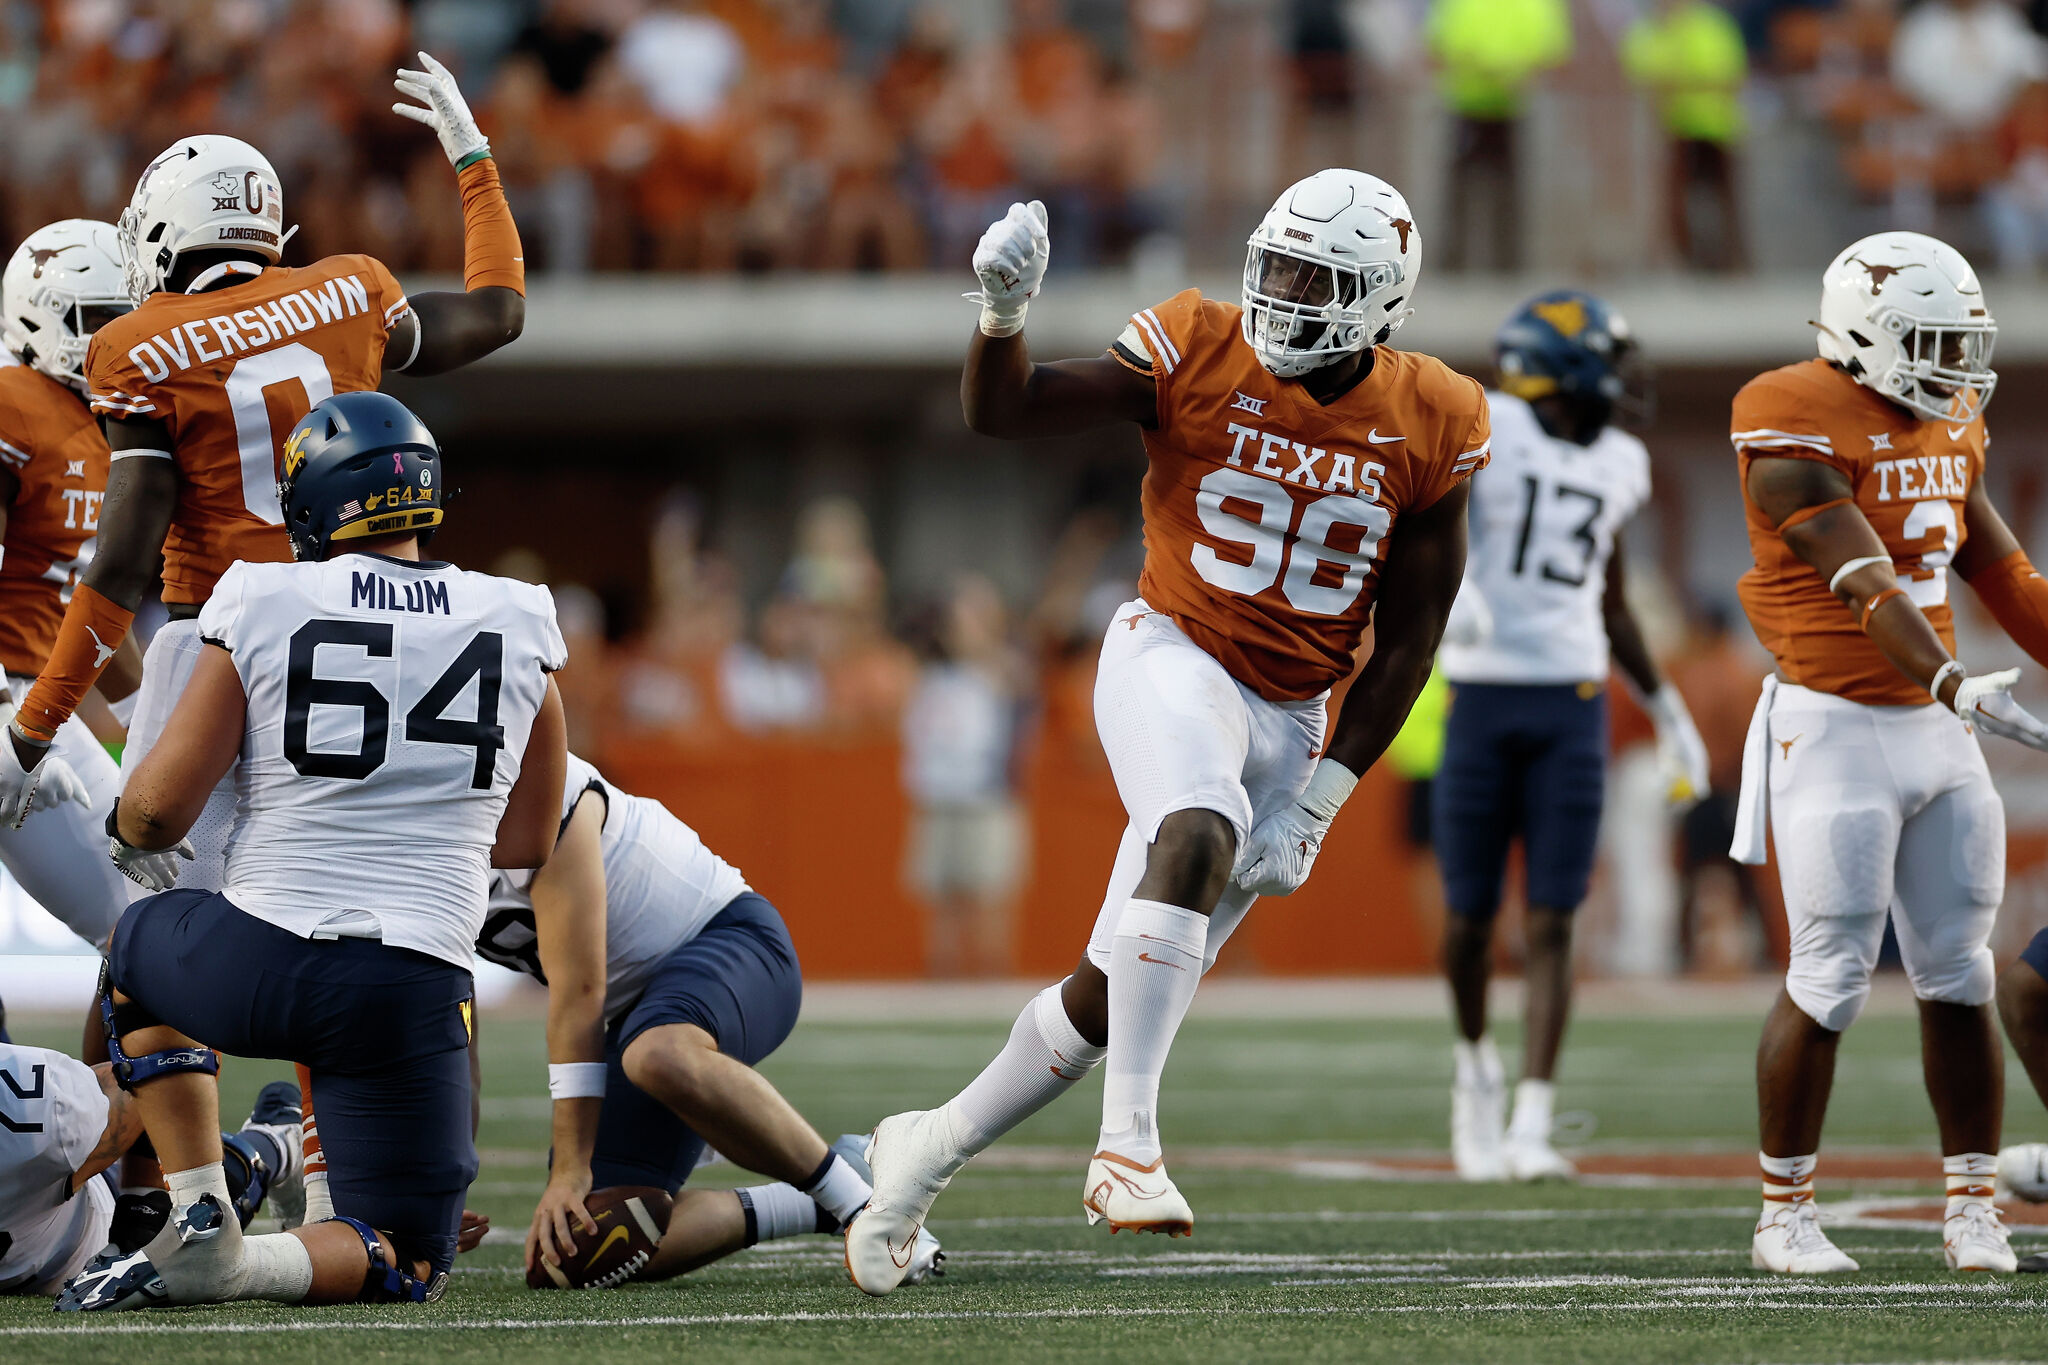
[331,1216,450,1303]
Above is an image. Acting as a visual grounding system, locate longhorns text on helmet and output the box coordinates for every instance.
[1240,169,1421,379]
[117,136,290,306]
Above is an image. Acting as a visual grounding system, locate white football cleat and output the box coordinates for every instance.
[1081,1151,1193,1236]
[1451,1072,1507,1182]
[1751,1201,1859,1274]
[1503,1126,1578,1183]
[843,1110,965,1298]
[1945,1198,2017,1272]
[1999,1143,2048,1202]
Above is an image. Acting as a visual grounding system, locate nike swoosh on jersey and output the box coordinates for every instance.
[1366,429,1405,444]
[1949,426,1969,440]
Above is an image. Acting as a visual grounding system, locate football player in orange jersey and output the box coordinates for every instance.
[0,220,154,944]
[0,54,525,867]
[1727,231,2048,1275]
[846,171,1489,1293]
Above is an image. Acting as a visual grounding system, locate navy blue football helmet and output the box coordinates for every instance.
[1495,290,1649,433]
[278,391,443,562]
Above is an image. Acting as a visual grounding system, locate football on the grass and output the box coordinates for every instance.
[526,1186,673,1290]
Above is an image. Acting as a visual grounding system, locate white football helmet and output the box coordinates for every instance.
[1816,231,1996,423]
[118,135,288,305]
[1241,169,1420,378]
[1,219,130,391]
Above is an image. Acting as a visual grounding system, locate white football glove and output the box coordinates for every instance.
[394,51,490,168]
[970,200,1049,337]
[109,833,195,893]
[1645,687,1710,808]
[0,706,83,829]
[1233,759,1359,898]
[1954,668,2048,750]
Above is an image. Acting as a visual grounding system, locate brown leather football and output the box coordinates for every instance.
[525,1185,673,1290]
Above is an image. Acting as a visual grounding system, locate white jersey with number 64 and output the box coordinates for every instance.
[198,553,567,969]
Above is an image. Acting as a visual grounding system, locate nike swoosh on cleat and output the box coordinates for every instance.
[888,1224,924,1269]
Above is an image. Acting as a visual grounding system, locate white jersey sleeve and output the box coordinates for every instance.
[0,1044,111,1292]
[213,555,568,969]
[1439,394,1652,685]
[480,753,750,1023]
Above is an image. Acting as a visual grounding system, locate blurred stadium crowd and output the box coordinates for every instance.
[3,0,2046,275]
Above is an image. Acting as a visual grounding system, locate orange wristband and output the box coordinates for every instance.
[457,158,524,296]
[1860,586,1906,632]
[16,583,134,742]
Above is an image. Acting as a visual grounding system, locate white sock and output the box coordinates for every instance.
[240,1232,315,1302]
[1760,1150,1818,1214]
[799,1152,872,1229]
[1509,1078,1554,1139]
[1453,1036,1503,1090]
[1945,1151,1998,1219]
[155,1163,246,1303]
[944,983,1106,1156]
[736,1183,833,1243]
[1099,899,1208,1163]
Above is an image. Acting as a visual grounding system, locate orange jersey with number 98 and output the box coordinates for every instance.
[1733,358,1984,706]
[1111,289,1491,702]
[84,254,411,606]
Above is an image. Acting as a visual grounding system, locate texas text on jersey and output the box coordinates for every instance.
[0,364,109,678]
[478,753,750,1017]
[1733,357,1983,706]
[200,553,566,967]
[85,254,409,608]
[1109,287,1490,702]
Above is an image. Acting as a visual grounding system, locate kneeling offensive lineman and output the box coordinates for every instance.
[1437,292,1707,1182]
[1732,232,2048,1274]
[478,756,941,1286]
[60,392,571,1310]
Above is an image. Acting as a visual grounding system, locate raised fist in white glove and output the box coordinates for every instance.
[1645,687,1710,807]
[1232,759,1359,898]
[1954,668,2048,749]
[395,51,490,168]
[971,200,1049,337]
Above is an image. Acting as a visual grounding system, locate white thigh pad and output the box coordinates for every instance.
[1892,766,2004,1007]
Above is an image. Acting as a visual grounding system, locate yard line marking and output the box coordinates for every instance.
[953,1206,1760,1228]
[3,1299,2031,1337]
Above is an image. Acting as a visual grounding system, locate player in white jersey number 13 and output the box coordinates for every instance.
[58,391,574,1313]
[1435,292,1708,1184]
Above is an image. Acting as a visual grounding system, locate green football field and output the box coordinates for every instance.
[6,985,2048,1364]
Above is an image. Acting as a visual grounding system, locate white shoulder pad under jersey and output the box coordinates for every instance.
[479,753,750,1022]
[0,1043,107,1291]
[1440,392,1651,685]
[201,554,568,969]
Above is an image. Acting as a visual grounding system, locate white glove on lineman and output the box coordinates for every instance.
[1644,686,1710,807]
[107,823,195,893]
[0,704,85,829]
[970,200,1049,337]
[394,51,490,168]
[1954,668,2048,749]
[1233,759,1359,898]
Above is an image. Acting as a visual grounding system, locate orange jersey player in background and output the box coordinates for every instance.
[0,53,526,854]
[846,171,1488,1293]
[1727,231,2048,1277]
[0,219,146,947]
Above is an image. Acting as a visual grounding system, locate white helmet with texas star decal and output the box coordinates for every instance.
[1,219,130,391]
[118,135,291,305]
[1816,230,1996,424]
[1241,169,1420,379]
